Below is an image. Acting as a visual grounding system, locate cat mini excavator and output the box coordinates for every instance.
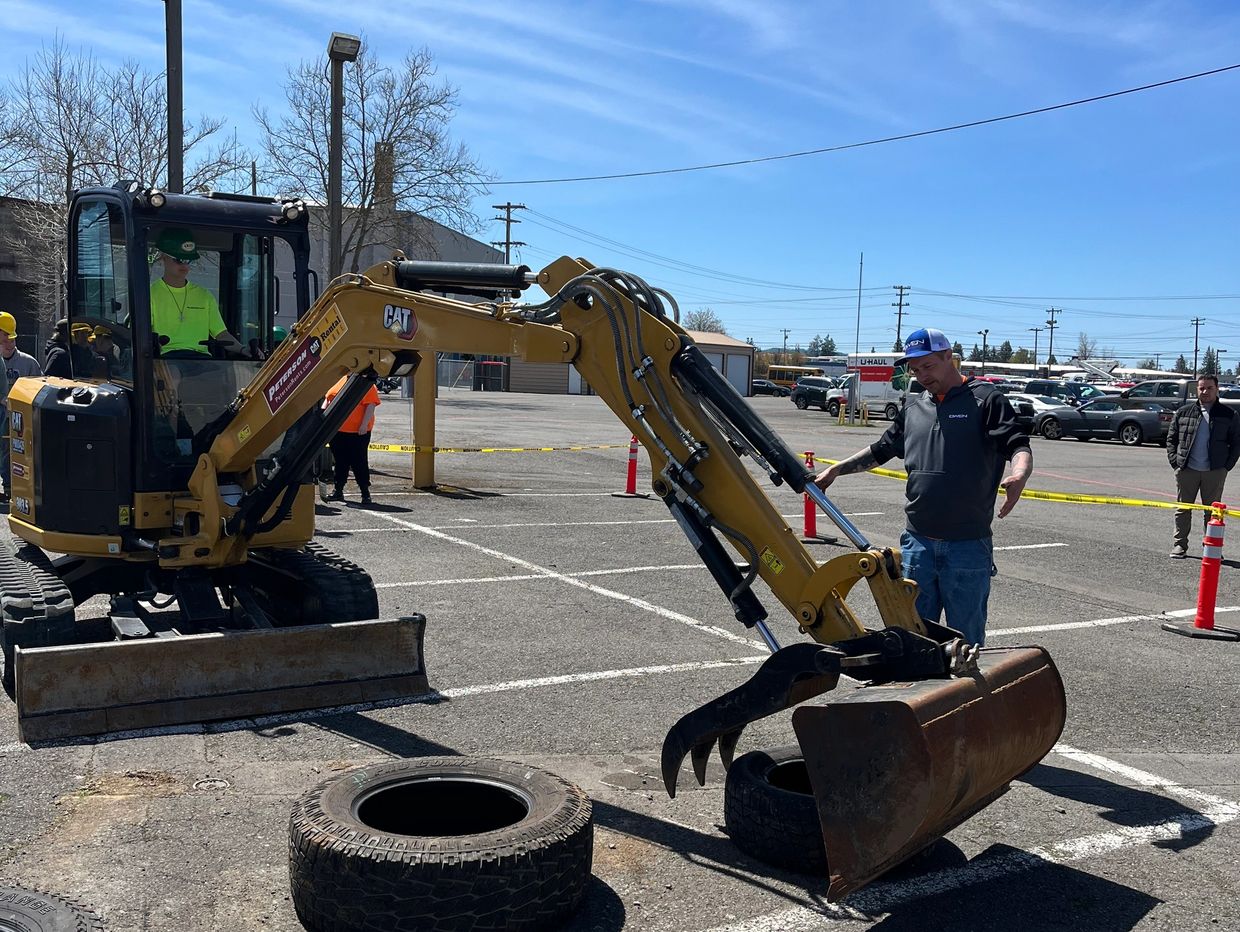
[1,184,1065,899]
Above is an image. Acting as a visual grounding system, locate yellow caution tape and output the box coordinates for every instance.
[368,442,630,454]
[819,459,1235,517]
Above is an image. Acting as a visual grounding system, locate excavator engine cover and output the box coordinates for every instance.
[791,645,1065,901]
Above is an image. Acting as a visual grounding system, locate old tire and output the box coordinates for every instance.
[1040,417,1063,440]
[0,884,104,931]
[826,399,840,417]
[1118,422,1143,446]
[289,757,593,932]
[724,745,826,873]
[794,396,809,410]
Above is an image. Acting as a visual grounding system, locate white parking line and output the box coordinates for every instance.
[374,564,707,588]
[990,606,1240,638]
[369,510,763,647]
[706,745,1240,929]
[993,542,1068,551]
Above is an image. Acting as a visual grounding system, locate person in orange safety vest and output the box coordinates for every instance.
[322,376,381,505]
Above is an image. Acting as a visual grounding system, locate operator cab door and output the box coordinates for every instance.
[138,225,275,486]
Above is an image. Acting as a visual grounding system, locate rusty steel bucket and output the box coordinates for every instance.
[791,645,1066,901]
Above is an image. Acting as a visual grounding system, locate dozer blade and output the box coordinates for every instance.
[792,646,1066,901]
[15,616,429,743]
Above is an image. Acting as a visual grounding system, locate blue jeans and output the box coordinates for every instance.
[899,530,994,646]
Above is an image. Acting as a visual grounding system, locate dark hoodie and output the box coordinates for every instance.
[44,322,72,379]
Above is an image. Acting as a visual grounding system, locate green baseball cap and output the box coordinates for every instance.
[155,228,200,262]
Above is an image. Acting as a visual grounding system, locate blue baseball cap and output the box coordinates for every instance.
[897,328,952,364]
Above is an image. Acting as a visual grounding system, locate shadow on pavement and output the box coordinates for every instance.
[1024,762,1216,852]
[561,876,626,932]
[867,843,1159,932]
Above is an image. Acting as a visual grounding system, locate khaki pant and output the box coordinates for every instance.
[1174,467,1228,551]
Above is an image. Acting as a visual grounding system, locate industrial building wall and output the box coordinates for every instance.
[508,359,570,394]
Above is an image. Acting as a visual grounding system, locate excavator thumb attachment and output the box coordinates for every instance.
[15,616,429,743]
[792,645,1066,901]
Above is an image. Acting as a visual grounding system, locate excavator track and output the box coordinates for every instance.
[0,543,75,697]
[243,542,380,626]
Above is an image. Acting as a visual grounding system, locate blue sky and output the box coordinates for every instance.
[2,0,1238,364]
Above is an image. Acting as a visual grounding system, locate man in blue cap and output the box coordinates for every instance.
[813,328,1032,646]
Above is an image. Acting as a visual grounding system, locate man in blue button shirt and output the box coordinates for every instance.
[1166,375,1240,558]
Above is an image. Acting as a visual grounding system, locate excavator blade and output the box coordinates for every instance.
[14,616,429,743]
[791,645,1066,901]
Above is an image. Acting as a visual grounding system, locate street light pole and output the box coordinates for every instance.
[327,32,361,280]
[977,329,989,376]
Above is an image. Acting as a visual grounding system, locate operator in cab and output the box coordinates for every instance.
[150,228,243,357]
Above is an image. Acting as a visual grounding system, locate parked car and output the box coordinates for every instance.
[789,376,837,410]
[1035,399,1171,446]
[1022,379,1110,407]
[1116,379,1195,411]
[752,378,790,397]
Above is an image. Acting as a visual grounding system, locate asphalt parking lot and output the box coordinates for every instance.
[2,388,1238,931]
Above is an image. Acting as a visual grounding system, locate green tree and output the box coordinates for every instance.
[1201,346,1219,376]
[1136,357,1157,370]
[821,334,837,355]
[1174,354,1190,374]
[1047,353,1058,366]
[807,334,822,355]
[952,341,965,358]
[1010,347,1032,364]
[892,338,903,352]
[968,343,982,362]
[997,340,1013,363]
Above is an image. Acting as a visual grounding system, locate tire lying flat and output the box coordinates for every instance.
[289,757,593,932]
[0,884,105,931]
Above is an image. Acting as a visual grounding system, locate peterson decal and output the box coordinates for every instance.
[264,305,349,413]
[383,304,417,341]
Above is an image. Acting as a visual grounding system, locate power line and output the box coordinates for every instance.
[491,64,1240,185]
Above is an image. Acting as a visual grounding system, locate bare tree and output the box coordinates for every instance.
[0,40,253,330]
[1075,331,1098,360]
[683,307,728,334]
[254,44,491,274]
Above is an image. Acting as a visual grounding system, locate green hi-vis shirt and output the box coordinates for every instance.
[150,279,226,354]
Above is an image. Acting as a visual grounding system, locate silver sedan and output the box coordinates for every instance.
[1035,399,1172,446]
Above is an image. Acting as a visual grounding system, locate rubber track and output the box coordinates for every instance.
[289,758,593,932]
[251,543,379,626]
[0,882,105,931]
[0,543,76,697]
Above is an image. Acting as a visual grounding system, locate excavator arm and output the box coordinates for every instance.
[159,255,1064,899]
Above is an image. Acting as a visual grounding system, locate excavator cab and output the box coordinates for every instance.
[67,184,310,486]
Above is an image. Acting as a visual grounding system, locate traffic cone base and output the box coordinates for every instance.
[1161,620,1240,641]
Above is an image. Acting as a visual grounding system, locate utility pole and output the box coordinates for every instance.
[892,285,910,345]
[1045,308,1061,367]
[1154,353,1161,370]
[1028,326,1042,368]
[490,202,527,263]
[163,0,183,192]
[1191,317,1206,376]
[780,328,792,365]
[977,329,989,376]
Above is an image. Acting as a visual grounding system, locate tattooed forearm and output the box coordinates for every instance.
[835,449,879,476]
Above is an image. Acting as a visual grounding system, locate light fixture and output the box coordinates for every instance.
[327,32,361,62]
[281,198,306,221]
[147,189,167,208]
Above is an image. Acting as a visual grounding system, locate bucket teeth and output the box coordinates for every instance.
[660,642,840,797]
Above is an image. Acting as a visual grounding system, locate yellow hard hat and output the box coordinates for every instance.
[71,322,92,336]
[0,311,15,338]
[90,325,113,342]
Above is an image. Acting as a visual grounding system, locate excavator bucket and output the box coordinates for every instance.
[14,616,429,743]
[792,645,1066,901]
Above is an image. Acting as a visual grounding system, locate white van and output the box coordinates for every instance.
[831,353,909,420]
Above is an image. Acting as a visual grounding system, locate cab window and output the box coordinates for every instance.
[72,199,134,382]
[1128,383,1156,398]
